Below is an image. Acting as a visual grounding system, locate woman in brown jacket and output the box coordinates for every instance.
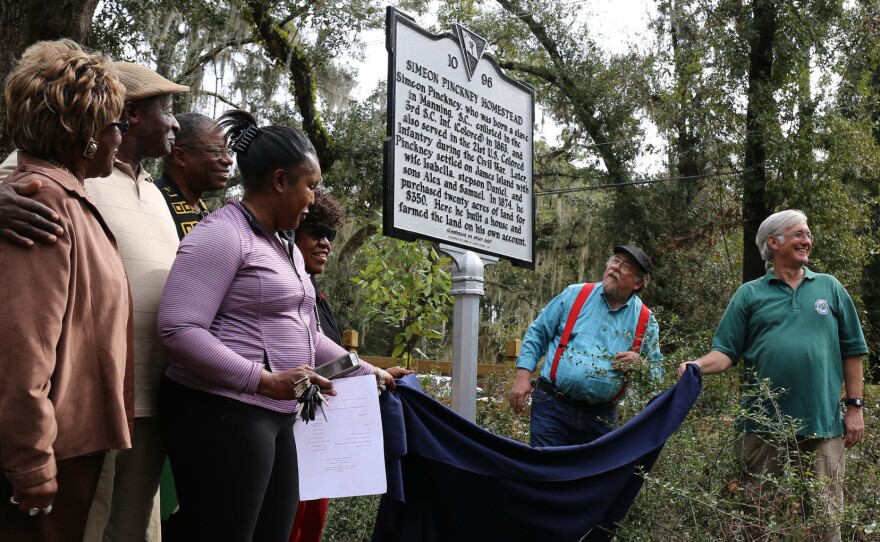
[0,40,132,542]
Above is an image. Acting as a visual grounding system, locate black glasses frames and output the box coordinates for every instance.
[304,224,337,243]
[176,145,234,159]
[606,256,640,276]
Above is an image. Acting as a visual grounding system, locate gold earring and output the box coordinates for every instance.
[83,138,98,158]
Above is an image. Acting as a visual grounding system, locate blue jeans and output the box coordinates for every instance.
[529,386,618,447]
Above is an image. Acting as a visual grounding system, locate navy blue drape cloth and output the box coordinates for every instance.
[372,365,702,542]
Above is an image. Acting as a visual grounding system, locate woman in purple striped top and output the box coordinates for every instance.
[156,110,393,542]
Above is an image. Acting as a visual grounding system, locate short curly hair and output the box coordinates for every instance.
[299,189,346,229]
[5,39,124,158]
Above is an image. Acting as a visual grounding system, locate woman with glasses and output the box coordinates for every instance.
[284,192,412,542]
[283,191,342,542]
[157,110,397,542]
[292,190,344,344]
[0,40,132,541]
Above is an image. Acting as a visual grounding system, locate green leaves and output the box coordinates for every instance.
[352,217,453,367]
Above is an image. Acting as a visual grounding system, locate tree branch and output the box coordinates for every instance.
[495,0,568,72]
[495,0,631,186]
[246,1,336,172]
[496,59,558,84]
[336,222,379,266]
[178,37,256,81]
[199,90,242,110]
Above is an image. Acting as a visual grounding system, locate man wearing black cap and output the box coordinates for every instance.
[509,245,663,447]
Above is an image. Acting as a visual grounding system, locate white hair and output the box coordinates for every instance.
[755,209,808,262]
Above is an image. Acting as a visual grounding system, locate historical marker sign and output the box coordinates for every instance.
[385,8,535,268]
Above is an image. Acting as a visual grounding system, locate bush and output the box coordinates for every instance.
[614,356,880,541]
[323,366,880,541]
[323,495,381,542]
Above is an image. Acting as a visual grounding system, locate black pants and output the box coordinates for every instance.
[159,378,299,542]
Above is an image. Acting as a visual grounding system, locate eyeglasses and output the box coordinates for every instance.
[302,224,337,243]
[606,256,640,276]
[176,145,234,159]
[780,231,813,242]
[109,120,129,135]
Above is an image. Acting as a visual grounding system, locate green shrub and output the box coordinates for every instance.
[323,365,880,541]
[615,355,880,541]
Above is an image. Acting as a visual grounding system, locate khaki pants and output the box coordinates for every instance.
[741,433,845,542]
[83,417,164,542]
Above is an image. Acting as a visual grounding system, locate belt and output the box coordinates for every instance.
[535,379,616,410]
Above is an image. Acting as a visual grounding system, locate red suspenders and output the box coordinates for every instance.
[547,283,652,400]
[549,283,597,381]
[613,303,652,400]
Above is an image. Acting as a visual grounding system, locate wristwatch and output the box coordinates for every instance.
[843,397,864,408]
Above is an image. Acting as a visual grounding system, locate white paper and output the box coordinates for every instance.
[294,374,387,499]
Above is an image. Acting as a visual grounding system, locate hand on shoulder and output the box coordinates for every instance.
[0,179,63,248]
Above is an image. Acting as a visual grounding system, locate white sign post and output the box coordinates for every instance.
[385,8,534,419]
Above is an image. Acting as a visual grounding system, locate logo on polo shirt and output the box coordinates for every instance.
[815,299,829,315]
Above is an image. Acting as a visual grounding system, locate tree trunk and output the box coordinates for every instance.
[0,0,99,155]
[859,50,880,383]
[669,0,703,200]
[246,1,336,174]
[741,0,777,283]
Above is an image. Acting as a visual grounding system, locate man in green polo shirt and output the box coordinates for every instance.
[679,209,866,542]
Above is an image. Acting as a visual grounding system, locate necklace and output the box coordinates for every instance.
[44,158,89,195]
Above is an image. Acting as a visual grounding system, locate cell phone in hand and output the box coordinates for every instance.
[314,352,361,380]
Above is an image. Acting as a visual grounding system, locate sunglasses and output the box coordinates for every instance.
[303,224,337,243]
[109,120,129,135]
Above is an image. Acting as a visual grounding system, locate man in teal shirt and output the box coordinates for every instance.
[680,209,866,541]
[510,245,663,447]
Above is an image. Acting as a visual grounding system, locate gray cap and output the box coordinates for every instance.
[613,245,652,274]
[110,61,189,102]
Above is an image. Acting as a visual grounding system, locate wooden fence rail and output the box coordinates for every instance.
[342,331,539,377]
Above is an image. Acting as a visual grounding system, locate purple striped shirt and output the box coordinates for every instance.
[157,199,374,413]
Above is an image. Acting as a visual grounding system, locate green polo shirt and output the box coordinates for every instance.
[711,267,867,437]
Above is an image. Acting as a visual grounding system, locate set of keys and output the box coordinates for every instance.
[293,377,329,423]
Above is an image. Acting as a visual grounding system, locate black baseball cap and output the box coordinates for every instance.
[613,245,653,274]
